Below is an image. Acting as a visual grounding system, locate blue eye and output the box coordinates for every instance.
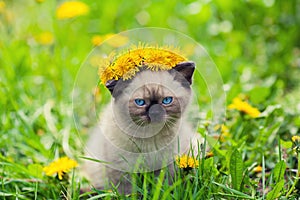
[162,97,173,105]
[134,99,146,106]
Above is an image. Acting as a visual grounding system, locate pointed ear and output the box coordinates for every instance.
[105,79,118,94]
[173,61,195,84]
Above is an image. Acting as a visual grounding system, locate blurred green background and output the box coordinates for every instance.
[1,0,299,104]
[1,0,300,162]
[1,0,300,160]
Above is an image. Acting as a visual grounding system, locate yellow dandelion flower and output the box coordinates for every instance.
[35,32,54,45]
[221,124,229,133]
[253,165,262,173]
[0,1,5,13]
[176,154,199,169]
[206,151,214,158]
[56,1,89,20]
[214,124,230,135]
[292,136,300,143]
[176,155,188,168]
[228,97,261,118]
[91,35,103,46]
[43,157,78,180]
[292,135,300,153]
[35,0,45,3]
[214,124,231,142]
[99,45,187,84]
[122,67,140,80]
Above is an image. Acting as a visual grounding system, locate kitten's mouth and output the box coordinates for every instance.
[130,104,167,125]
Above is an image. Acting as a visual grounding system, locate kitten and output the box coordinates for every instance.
[82,61,202,193]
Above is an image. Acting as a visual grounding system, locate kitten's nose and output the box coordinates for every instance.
[148,104,166,123]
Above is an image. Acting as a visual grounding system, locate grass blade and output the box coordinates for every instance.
[273,160,286,183]
[266,179,284,200]
[262,155,266,199]
[152,169,165,200]
[230,149,243,190]
[213,182,254,199]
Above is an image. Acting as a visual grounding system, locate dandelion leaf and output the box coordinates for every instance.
[230,149,243,191]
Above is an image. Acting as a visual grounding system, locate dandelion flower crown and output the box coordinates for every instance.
[98,45,187,84]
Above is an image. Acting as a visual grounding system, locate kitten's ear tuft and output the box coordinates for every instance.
[105,79,118,94]
[173,61,195,84]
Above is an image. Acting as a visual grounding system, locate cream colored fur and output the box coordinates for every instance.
[82,70,202,192]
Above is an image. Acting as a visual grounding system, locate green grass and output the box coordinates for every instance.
[1,0,300,199]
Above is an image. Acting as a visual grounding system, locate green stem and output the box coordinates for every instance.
[285,152,300,198]
[278,135,282,161]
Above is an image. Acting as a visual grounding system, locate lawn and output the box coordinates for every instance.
[0,0,300,199]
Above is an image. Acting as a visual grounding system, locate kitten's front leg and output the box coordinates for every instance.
[105,167,133,194]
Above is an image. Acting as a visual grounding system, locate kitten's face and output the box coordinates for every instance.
[128,83,183,125]
[106,61,195,136]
